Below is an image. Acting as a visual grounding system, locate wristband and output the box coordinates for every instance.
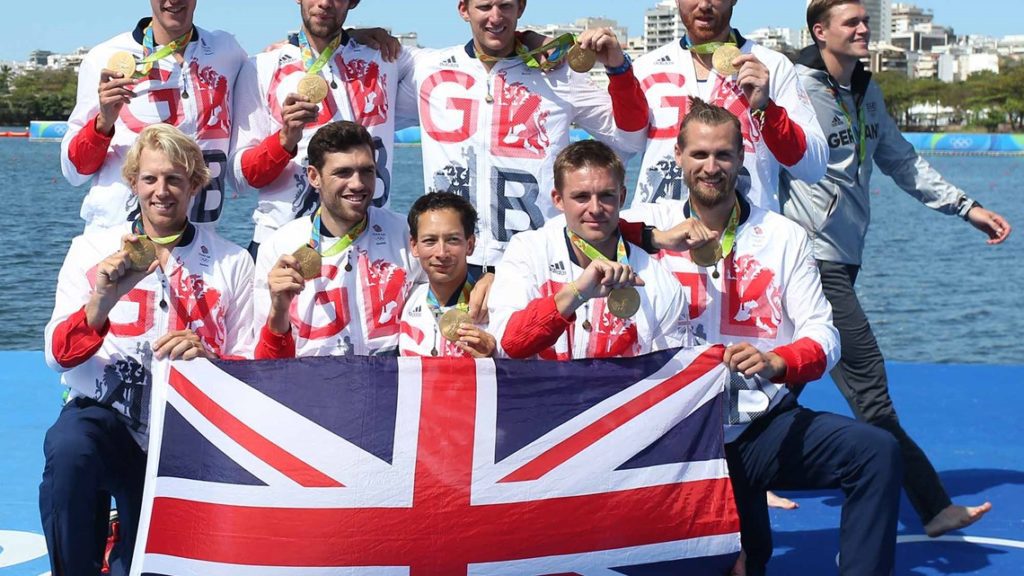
[605,54,632,76]
[641,225,657,254]
[568,281,586,304]
[961,199,981,220]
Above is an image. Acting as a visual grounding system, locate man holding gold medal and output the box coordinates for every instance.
[630,0,827,213]
[42,124,255,575]
[61,0,247,232]
[399,193,497,358]
[406,0,650,278]
[488,140,686,360]
[232,0,418,257]
[253,121,420,359]
[626,99,902,576]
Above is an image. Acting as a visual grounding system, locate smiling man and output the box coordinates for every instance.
[780,0,1011,540]
[253,121,419,359]
[404,0,650,274]
[627,98,901,576]
[488,140,685,360]
[43,124,255,575]
[399,193,496,358]
[232,0,419,257]
[630,0,827,213]
[61,0,247,232]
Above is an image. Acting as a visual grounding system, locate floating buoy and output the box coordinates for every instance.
[0,131,29,138]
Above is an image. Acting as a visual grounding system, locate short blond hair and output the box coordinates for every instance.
[122,124,210,190]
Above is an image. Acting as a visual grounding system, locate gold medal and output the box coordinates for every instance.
[567,44,597,73]
[712,45,742,76]
[607,287,641,319]
[690,240,723,267]
[297,74,330,103]
[292,245,322,280]
[106,51,138,78]
[438,309,472,342]
[123,237,156,272]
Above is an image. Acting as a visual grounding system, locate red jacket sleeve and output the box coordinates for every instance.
[240,131,297,189]
[67,115,114,176]
[254,323,296,360]
[618,220,652,252]
[771,337,828,385]
[501,296,574,359]
[607,69,649,133]
[51,306,108,369]
[760,100,808,168]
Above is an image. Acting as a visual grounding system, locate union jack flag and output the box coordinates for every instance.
[133,346,739,575]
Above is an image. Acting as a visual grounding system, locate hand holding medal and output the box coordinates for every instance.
[711,44,742,76]
[106,52,138,79]
[439,309,473,342]
[574,27,627,74]
[280,30,341,150]
[731,52,772,111]
[97,52,140,134]
[291,245,322,280]
[297,75,330,103]
[90,234,159,315]
[122,235,157,271]
[427,280,479,356]
[567,230,645,322]
[688,201,741,279]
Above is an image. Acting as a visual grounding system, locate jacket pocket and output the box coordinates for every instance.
[814,189,840,233]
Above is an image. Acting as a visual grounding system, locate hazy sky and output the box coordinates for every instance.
[2,1,1019,62]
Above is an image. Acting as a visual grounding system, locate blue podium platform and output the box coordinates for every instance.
[1,352,1021,575]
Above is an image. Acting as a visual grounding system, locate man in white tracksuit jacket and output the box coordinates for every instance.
[631,0,827,212]
[42,125,254,576]
[61,1,246,232]
[231,0,419,255]
[403,0,651,270]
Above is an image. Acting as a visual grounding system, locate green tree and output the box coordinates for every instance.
[0,64,11,94]
[875,71,915,128]
[0,68,77,125]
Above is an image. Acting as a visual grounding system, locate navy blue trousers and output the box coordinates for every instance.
[39,398,147,576]
[726,395,902,576]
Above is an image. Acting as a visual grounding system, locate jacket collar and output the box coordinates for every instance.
[132,17,200,46]
[464,37,521,60]
[797,44,871,98]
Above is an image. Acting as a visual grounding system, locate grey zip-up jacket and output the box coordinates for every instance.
[780,45,977,265]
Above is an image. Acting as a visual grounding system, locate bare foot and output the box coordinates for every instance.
[924,502,993,537]
[767,490,799,510]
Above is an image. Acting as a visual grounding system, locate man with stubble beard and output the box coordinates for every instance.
[624,99,901,576]
[232,0,418,257]
[630,0,827,214]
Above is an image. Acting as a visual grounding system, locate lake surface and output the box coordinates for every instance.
[1,135,1021,364]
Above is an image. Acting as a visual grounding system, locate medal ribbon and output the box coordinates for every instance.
[683,31,738,55]
[476,33,576,71]
[828,79,868,163]
[426,277,474,318]
[309,208,367,257]
[299,30,343,75]
[690,200,741,259]
[138,24,193,77]
[566,229,628,266]
[132,219,186,245]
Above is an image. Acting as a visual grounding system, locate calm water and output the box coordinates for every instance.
[1,136,1021,364]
